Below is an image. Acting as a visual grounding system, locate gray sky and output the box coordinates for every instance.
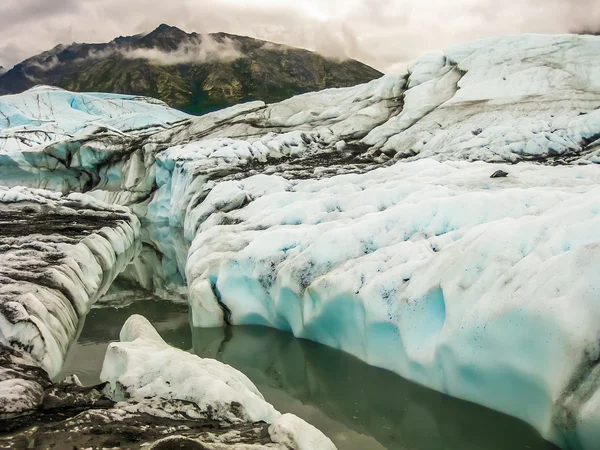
[1,0,599,72]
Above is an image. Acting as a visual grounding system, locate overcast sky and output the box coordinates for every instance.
[1,0,599,72]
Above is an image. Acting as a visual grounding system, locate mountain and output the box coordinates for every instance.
[0,66,5,75]
[0,24,383,114]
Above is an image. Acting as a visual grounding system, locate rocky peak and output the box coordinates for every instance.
[136,23,192,51]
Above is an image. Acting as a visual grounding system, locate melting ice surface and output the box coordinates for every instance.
[61,296,558,450]
[3,34,600,449]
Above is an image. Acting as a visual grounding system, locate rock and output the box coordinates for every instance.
[149,437,210,450]
[490,169,508,178]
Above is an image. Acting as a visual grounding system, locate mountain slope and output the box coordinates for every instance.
[0,24,383,114]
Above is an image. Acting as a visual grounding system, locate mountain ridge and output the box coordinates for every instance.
[0,24,383,114]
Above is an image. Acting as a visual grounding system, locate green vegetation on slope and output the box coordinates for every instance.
[0,26,383,114]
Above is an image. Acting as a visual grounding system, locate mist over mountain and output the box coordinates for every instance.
[0,24,382,114]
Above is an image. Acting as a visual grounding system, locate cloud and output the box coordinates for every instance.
[29,55,61,71]
[0,0,599,74]
[260,41,288,51]
[120,35,242,65]
[0,0,80,29]
[39,35,243,69]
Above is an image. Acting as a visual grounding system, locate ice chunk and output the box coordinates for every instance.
[101,314,281,423]
[269,414,337,450]
[100,315,337,449]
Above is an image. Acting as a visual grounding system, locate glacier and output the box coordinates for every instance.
[186,159,600,448]
[0,33,599,449]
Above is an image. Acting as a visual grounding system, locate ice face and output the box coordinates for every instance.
[182,160,600,448]
[0,86,189,195]
[0,186,140,377]
[0,185,141,418]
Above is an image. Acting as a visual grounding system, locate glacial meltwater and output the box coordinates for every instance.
[61,298,559,450]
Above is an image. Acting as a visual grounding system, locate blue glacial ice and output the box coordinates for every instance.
[185,160,600,449]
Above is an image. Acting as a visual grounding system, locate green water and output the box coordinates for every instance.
[61,299,559,450]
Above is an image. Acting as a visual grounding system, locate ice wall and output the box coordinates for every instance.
[0,186,140,377]
[184,160,600,449]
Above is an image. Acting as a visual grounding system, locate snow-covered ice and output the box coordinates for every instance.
[0,186,140,377]
[102,314,280,423]
[101,315,337,450]
[364,34,600,164]
[0,86,187,150]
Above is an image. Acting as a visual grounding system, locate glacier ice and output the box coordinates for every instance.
[0,186,140,378]
[101,315,336,450]
[0,85,187,150]
[185,159,600,448]
[0,186,140,417]
[0,33,599,449]
[364,34,600,163]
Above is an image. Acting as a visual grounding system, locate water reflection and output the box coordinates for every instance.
[192,326,559,450]
[60,300,559,450]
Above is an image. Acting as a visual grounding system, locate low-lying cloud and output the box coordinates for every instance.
[120,36,242,65]
[26,35,244,73]
[30,54,61,71]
